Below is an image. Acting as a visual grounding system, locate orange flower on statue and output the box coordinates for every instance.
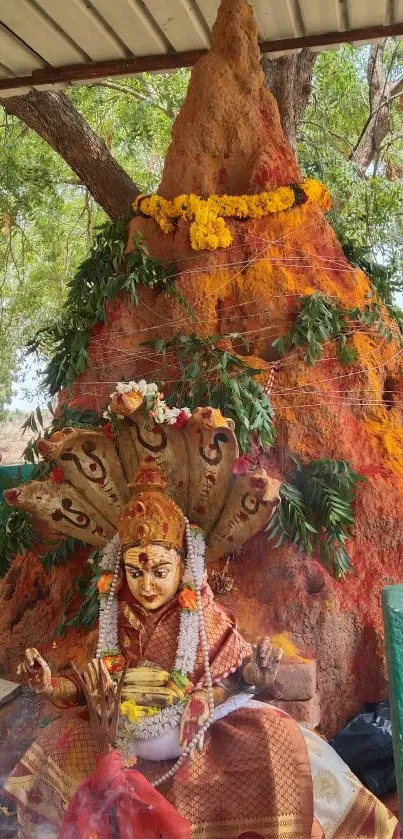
[97,574,114,595]
[179,587,197,611]
[103,653,126,673]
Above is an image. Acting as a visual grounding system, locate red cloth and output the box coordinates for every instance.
[59,749,191,839]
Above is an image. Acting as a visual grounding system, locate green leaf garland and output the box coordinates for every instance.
[273,292,401,368]
[27,218,194,396]
[146,332,275,452]
[0,502,36,576]
[267,457,365,579]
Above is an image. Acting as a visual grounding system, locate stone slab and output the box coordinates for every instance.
[0,678,21,706]
[271,659,317,702]
[271,693,321,729]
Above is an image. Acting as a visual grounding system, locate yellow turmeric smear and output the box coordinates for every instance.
[271,632,310,663]
[365,414,403,477]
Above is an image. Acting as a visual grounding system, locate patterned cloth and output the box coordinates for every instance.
[7,705,315,839]
[118,581,252,685]
[3,589,400,838]
[301,726,400,839]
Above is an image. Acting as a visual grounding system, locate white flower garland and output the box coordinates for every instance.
[95,529,205,742]
[96,534,121,657]
[175,529,205,674]
[105,378,191,427]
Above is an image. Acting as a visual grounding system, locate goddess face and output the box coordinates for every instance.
[123,544,182,611]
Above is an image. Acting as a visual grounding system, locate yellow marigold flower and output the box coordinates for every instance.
[188,194,201,216]
[120,700,159,723]
[190,218,233,250]
[173,194,190,216]
[275,186,295,210]
[137,180,329,250]
[301,178,331,210]
[133,193,146,213]
[156,216,174,234]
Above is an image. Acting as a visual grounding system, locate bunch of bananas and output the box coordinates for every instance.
[121,665,182,708]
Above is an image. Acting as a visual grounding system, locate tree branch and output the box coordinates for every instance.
[93,81,175,120]
[390,74,403,98]
[1,89,139,218]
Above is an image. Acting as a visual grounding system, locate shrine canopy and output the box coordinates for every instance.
[0,0,402,99]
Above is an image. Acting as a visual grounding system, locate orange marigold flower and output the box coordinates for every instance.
[97,573,113,594]
[103,653,126,673]
[178,587,197,610]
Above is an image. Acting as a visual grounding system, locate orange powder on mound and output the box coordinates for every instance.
[365,415,403,478]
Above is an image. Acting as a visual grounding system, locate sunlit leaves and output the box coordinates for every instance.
[272,291,401,367]
[0,72,190,411]
[299,43,403,298]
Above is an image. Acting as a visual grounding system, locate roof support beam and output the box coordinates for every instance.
[1,21,403,94]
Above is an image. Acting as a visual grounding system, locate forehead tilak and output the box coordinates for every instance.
[124,548,176,569]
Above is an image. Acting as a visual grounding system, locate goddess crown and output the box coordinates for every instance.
[118,458,185,551]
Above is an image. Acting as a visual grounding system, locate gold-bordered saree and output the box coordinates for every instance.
[4,584,400,839]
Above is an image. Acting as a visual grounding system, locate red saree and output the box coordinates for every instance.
[5,585,316,838]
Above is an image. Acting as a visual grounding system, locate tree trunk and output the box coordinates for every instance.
[1,90,139,218]
[351,44,390,173]
[262,50,317,150]
[350,42,403,175]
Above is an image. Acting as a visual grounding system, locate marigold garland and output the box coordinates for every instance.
[133,179,331,251]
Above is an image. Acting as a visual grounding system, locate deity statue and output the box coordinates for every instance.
[3,387,399,838]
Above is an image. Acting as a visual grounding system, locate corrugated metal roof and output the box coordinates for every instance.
[0,0,401,97]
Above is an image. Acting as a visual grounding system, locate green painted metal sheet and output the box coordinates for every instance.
[382,584,403,825]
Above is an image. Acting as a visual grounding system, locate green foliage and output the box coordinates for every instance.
[299,44,403,301]
[0,71,190,411]
[0,461,36,575]
[54,552,102,636]
[349,301,397,344]
[339,234,403,332]
[147,333,275,452]
[272,292,357,367]
[41,536,88,573]
[339,237,400,307]
[27,224,192,395]
[0,501,35,576]
[273,292,401,367]
[267,458,365,579]
[266,482,317,555]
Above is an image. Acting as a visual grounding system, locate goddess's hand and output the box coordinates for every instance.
[180,689,210,757]
[81,658,117,714]
[17,648,53,696]
[243,637,283,690]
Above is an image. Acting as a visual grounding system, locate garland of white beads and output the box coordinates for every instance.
[94,525,215,788]
[152,518,215,789]
[96,534,121,658]
[116,527,205,745]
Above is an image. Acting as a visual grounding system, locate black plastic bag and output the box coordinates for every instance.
[330,701,396,796]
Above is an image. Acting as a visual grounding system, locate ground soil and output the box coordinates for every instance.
[0,413,52,465]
